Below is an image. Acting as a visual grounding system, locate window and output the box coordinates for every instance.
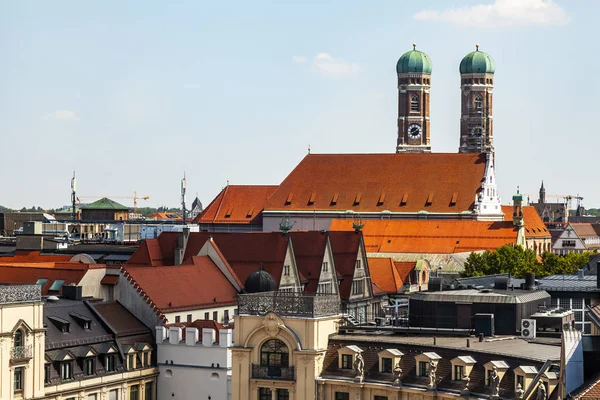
[143,352,149,367]
[84,358,94,376]
[410,94,419,112]
[106,355,115,372]
[211,372,219,380]
[128,354,135,369]
[318,282,332,294]
[283,265,290,276]
[224,310,230,324]
[260,339,289,377]
[36,278,48,286]
[259,388,272,400]
[87,395,97,400]
[109,389,118,400]
[44,364,51,384]
[374,397,388,400]
[14,367,23,392]
[61,362,72,380]
[213,311,218,321]
[418,361,428,376]
[187,314,192,322]
[175,316,180,323]
[129,384,139,400]
[341,354,353,369]
[14,329,23,348]
[335,393,350,400]
[204,312,209,320]
[487,369,493,386]
[355,259,361,269]
[49,279,65,291]
[381,357,393,373]
[322,262,328,272]
[475,95,482,111]
[351,280,363,295]
[144,382,153,400]
[517,375,525,389]
[277,389,289,400]
[454,365,464,380]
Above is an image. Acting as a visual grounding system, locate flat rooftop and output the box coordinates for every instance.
[330,332,561,362]
[411,289,550,304]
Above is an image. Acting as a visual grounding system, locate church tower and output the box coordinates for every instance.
[459,45,495,153]
[396,44,432,153]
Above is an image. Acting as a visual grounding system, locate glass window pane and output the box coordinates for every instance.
[49,280,65,291]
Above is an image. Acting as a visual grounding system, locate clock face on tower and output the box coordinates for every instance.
[408,124,422,139]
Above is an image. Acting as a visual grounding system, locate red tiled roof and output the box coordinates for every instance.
[330,219,520,254]
[572,373,600,399]
[328,231,363,301]
[100,275,119,285]
[0,251,73,263]
[501,206,550,238]
[123,256,238,312]
[265,153,487,213]
[368,258,402,294]
[394,262,416,284]
[0,262,90,294]
[287,231,329,293]
[195,185,278,224]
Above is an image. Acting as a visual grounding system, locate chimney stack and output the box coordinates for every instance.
[169,327,182,345]
[219,329,233,348]
[202,328,216,346]
[185,327,199,346]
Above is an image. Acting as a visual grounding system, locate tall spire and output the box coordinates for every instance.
[539,180,546,204]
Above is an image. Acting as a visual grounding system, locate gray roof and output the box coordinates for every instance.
[538,274,600,292]
[330,333,560,363]
[455,274,525,289]
[411,289,550,304]
[103,254,131,262]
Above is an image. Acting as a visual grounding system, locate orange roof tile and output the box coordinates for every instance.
[265,153,487,213]
[501,206,550,238]
[0,262,91,294]
[0,251,73,263]
[368,258,404,294]
[123,256,238,312]
[195,185,278,224]
[330,219,520,254]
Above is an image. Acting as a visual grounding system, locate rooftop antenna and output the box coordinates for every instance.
[181,173,187,225]
[71,171,77,221]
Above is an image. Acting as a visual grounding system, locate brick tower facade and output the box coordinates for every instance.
[459,45,495,153]
[396,45,432,153]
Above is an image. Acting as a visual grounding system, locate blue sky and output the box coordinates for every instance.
[1,0,597,210]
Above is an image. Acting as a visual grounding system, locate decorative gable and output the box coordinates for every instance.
[450,356,476,380]
[338,345,362,370]
[378,349,403,373]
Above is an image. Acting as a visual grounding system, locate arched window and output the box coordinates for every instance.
[14,330,23,348]
[410,94,420,112]
[474,95,482,111]
[260,339,289,377]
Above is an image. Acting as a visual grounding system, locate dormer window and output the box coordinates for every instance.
[450,356,476,381]
[414,352,441,377]
[84,358,95,376]
[48,316,70,333]
[106,355,116,372]
[69,312,92,330]
[338,345,362,370]
[378,349,403,373]
[484,361,509,387]
[128,354,136,369]
[514,366,538,393]
[61,362,72,380]
[411,94,420,112]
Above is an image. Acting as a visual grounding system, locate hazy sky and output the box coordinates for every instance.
[1,0,597,210]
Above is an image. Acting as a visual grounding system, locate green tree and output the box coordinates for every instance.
[462,245,540,278]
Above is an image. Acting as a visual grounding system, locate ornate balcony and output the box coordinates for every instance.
[238,292,340,318]
[10,345,33,363]
[252,364,295,381]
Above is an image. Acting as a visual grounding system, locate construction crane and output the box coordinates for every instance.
[76,192,150,213]
[525,193,583,210]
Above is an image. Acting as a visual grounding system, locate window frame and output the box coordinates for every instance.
[410,94,420,112]
[341,354,353,370]
[381,357,393,373]
[14,329,24,348]
[454,364,464,381]
[418,361,428,377]
[84,357,95,376]
[14,366,24,393]
[61,361,72,380]
[129,384,139,400]
[106,354,116,372]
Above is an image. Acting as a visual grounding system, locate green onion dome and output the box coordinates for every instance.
[460,45,495,74]
[396,44,432,74]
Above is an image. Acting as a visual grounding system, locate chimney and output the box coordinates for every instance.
[185,327,198,346]
[62,285,82,301]
[525,273,536,290]
[169,327,182,345]
[466,338,470,348]
[155,326,167,343]
[219,329,233,348]
[174,228,190,266]
[202,328,216,346]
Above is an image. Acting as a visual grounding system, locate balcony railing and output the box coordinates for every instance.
[252,364,295,381]
[11,345,33,362]
[238,292,340,318]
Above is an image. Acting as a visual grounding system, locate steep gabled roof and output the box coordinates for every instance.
[82,198,129,210]
[501,205,550,238]
[328,231,363,300]
[368,258,406,294]
[265,153,487,213]
[287,231,329,293]
[330,219,519,254]
[570,223,600,239]
[195,185,278,224]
